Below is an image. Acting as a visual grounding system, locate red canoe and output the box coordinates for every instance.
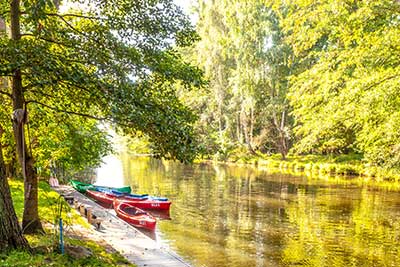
[86,189,171,211]
[120,196,172,211]
[86,189,115,207]
[113,198,156,230]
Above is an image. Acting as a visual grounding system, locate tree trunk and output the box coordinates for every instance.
[5,155,16,179]
[272,110,288,159]
[241,106,255,155]
[279,110,288,159]
[0,126,30,252]
[236,111,242,144]
[276,111,287,159]
[250,105,254,146]
[10,0,43,234]
[248,105,256,154]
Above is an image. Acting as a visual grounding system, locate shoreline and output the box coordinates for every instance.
[193,154,400,185]
[53,185,191,267]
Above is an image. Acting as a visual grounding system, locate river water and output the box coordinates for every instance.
[95,155,400,267]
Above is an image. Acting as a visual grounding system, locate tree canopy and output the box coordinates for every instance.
[184,0,293,159]
[272,0,400,168]
[0,0,204,237]
[0,0,204,164]
[180,0,400,171]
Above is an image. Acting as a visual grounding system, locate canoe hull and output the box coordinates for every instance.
[120,197,171,211]
[86,190,115,207]
[70,180,91,193]
[113,199,156,231]
[70,180,131,194]
[86,190,171,211]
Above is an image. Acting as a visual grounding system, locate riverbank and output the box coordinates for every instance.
[3,179,133,266]
[53,184,192,267]
[201,152,400,183]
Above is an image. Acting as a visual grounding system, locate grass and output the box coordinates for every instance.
[220,150,400,183]
[1,179,135,267]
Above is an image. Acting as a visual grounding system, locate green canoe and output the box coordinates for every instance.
[70,180,131,194]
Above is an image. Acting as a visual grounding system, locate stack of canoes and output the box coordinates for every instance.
[87,189,172,211]
[70,180,171,231]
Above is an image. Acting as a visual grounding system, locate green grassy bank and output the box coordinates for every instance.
[1,180,134,267]
[211,151,400,183]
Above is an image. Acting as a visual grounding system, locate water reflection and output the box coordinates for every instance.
[97,155,400,267]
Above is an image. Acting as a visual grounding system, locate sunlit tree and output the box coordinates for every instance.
[0,0,203,243]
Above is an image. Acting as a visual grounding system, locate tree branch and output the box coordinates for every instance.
[58,80,106,98]
[26,98,139,133]
[26,100,109,121]
[20,33,79,50]
[49,13,88,38]
[24,89,55,99]
[21,14,89,40]
[44,12,104,21]
[49,13,110,50]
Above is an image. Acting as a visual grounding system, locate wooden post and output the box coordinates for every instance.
[79,205,85,216]
[86,209,92,224]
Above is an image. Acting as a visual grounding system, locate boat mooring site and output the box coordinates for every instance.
[54,185,191,267]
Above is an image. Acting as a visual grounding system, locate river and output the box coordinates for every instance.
[95,155,400,267]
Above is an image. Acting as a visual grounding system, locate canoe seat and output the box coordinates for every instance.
[124,206,146,216]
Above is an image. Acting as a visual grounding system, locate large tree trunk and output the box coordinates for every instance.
[5,155,17,179]
[10,0,43,234]
[241,105,255,155]
[0,126,30,252]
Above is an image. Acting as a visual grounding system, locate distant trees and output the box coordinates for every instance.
[189,0,293,159]
[189,0,400,170]
[272,0,400,168]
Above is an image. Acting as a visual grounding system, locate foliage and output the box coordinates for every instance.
[185,0,294,159]
[125,135,151,155]
[187,0,400,172]
[0,0,204,165]
[32,112,112,177]
[0,96,15,171]
[272,0,400,168]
